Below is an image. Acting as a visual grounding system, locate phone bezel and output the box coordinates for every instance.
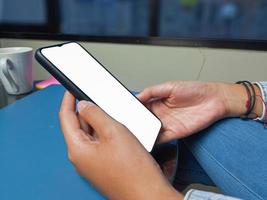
[35,41,162,151]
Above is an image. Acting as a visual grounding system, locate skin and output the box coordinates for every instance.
[59,81,263,200]
[59,92,182,200]
[138,81,263,143]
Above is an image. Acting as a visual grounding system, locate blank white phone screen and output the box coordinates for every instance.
[41,42,161,151]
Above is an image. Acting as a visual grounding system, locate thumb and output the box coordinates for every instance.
[77,101,115,138]
[137,82,174,103]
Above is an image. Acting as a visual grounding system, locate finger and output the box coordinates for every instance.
[77,101,116,139]
[78,114,90,133]
[137,82,173,103]
[60,91,76,114]
[59,92,89,147]
[78,114,96,140]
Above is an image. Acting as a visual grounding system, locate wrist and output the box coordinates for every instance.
[222,82,263,118]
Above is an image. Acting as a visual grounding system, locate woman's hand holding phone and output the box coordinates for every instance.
[36,42,161,152]
[59,92,183,200]
[138,81,256,143]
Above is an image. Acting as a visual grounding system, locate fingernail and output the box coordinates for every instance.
[77,101,93,112]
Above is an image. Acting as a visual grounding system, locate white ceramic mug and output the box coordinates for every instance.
[0,47,33,95]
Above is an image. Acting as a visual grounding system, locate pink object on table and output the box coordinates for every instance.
[35,76,60,89]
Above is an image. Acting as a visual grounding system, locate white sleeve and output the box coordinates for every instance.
[184,189,242,200]
[254,82,267,121]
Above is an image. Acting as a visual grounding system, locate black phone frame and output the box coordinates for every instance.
[35,42,162,151]
[35,42,91,101]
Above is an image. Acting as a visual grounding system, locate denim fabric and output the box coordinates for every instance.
[176,118,267,200]
[173,141,215,191]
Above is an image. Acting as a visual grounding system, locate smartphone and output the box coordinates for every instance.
[35,42,161,151]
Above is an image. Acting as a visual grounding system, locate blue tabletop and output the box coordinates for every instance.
[0,86,105,200]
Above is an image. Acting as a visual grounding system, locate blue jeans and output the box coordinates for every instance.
[174,118,267,200]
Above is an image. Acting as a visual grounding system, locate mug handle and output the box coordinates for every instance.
[0,59,19,93]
